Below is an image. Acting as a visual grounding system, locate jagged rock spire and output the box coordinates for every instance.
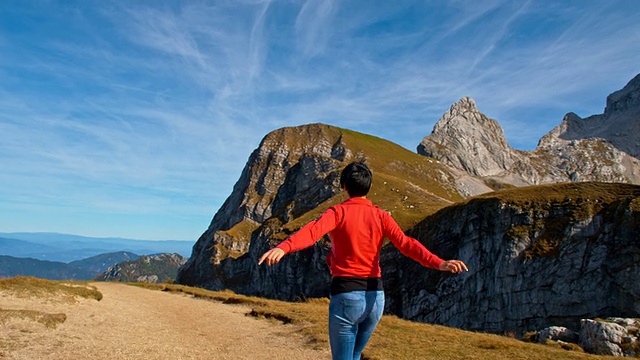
[418,97,521,177]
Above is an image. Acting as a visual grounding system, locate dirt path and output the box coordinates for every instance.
[0,282,330,359]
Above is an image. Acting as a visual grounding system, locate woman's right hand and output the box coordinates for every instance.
[258,248,285,266]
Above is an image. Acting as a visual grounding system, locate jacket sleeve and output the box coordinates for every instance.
[381,211,444,269]
[276,208,339,254]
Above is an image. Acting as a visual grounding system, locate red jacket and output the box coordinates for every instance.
[276,197,444,278]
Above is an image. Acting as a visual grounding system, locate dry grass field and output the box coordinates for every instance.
[136,282,619,360]
[0,277,101,330]
[0,277,620,359]
[0,277,328,359]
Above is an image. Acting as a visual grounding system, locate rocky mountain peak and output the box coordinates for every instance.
[432,97,487,133]
[208,123,349,232]
[537,112,582,148]
[605,73,640,115]
[536,73,640,160]
[418,97,521,178]
[446,96,478,116]
[177,124,353,288]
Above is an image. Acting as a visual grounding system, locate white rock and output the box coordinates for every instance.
[538,326,579,343]
[580,319,626,356]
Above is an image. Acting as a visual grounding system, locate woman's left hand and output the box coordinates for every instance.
[439,260,468,273]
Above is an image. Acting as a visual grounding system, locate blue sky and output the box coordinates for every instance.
[1,1,639,241]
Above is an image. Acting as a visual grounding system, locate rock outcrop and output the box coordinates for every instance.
[418,74,640,193]
[537,326,579,344]
[580,318,639,356]
[382,182,640,335]
[534,318,640,357]
[417,97,524,178]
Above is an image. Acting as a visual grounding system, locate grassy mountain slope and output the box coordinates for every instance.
[230,124,463,246]
[96,253,187,283]
[177,123,466,299]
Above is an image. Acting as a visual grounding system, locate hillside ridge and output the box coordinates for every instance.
[177,123,461,296]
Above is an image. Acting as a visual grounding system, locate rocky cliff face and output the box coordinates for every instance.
[176,123,461,300]
[177,124,347,297]
[418,74,640,192]
[382,182,640,334]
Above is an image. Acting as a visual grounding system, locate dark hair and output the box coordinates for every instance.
[340,162,372,197]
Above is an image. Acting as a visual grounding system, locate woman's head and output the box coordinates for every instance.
[340,162,372,197]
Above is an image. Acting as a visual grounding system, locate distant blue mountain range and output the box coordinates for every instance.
[0,254,97,280]
[0,251,142,280]
[0,232,194,263]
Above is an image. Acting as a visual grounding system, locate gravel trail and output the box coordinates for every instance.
[0,282,330,359]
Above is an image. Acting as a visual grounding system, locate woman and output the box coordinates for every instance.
[259,162,467,360]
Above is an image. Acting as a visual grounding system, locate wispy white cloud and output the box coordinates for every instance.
[294,0,336,58]
[464,1,532,76]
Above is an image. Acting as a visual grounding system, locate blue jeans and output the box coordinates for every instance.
[328,290,385,360]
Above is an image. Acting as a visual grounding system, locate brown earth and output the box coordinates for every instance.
[0,282,331,359]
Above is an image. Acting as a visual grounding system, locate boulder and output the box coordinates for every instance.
[538,326,579,344]
[580,319,627,356]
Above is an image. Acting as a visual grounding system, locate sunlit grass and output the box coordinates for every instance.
[136,283,615,360]
[0,308,67,328]
[133,282,330,349]
[0,277,103,331]
[0,276,103,301]
[218,123,464,251]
